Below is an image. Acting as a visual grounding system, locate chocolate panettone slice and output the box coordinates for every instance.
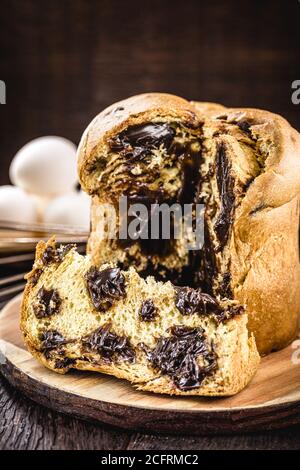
[21,238,259,396]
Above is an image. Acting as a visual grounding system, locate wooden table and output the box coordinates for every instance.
[0,294,299,451]
[1,373,300,450]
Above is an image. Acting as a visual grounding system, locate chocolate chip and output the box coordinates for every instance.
[141,326,217,391]
[42,246,57,264]
[42,244,75,265]
[39,329,68,359]
[175,287,221,316]
[33,287,62,319]
[82,323,135,363]
[219,272,232,298]
[222,304,244,322]
[54,357,76,370]
[85,267,126,312]
[29,269,43,286]
[236,119,252,134]
[139,299,157,322]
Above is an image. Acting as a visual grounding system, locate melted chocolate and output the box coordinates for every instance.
[175,287,221,316]
[42,244,75,265]
[110,123,175,160]
[219,271,233,298]
[39,330,69,359]
[176,140,201,205]
[33,287,62,319]
[85,267,126,312]
[141,326,217,391]
[214,142,235,249]
[82,323,135,363]
[54,357,76,370]
[114,126,202,268]
[139,299,157,322]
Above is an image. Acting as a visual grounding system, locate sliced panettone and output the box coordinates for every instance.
[77,93,300,354]
[21,238,259,396]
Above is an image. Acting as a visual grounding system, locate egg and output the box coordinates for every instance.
[43,192,90,230]
[0,185,38,224]
[10,136,78,197]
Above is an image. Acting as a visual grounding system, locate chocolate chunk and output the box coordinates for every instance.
[139,299,157,322]
[39,329,68,359]
[42,244,75,265]
[82,323,135,363]
[85,267,126,312]
[54,357,76,369]
[175,287,221,316]
[141,326,217,391]
[33,287,62,319]
[219,272,232,298]
[214,142,235,249]
[29,269,43,286]
[110,123,175,160]
[236,119,253,135]
[217,304,244,323]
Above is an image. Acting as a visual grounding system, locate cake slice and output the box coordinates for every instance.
[21,238,259,396]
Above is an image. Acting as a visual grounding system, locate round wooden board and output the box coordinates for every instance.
[0,295,300,435]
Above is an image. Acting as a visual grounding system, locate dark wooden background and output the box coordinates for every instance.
[1,0,300,185]
[1,0,300,450]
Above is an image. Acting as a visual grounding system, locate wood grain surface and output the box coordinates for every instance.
[1,295,300,436]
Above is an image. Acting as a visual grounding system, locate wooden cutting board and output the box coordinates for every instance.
[0,294,300,435]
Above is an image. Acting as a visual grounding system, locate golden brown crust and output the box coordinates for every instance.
[193,103,300,354]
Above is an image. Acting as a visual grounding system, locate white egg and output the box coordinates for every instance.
[10,136,78,197]
[0,185,38,224]
[43,192,90,230]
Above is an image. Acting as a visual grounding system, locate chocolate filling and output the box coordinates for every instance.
[33,287,62,319]
[111,122,202,283]
[219,271,233,298]
[214,142,235,250]
[105,119,259,298]
[141,326,217,391]
[85,266,126,312]
[175,287,221,316]
[42,244,75,265]
[110,123,175,160]
[175,286,241,322]
[39,329,69,359]
[54,357,76,370]
[82,323,135,363]
[139,299,157,322]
